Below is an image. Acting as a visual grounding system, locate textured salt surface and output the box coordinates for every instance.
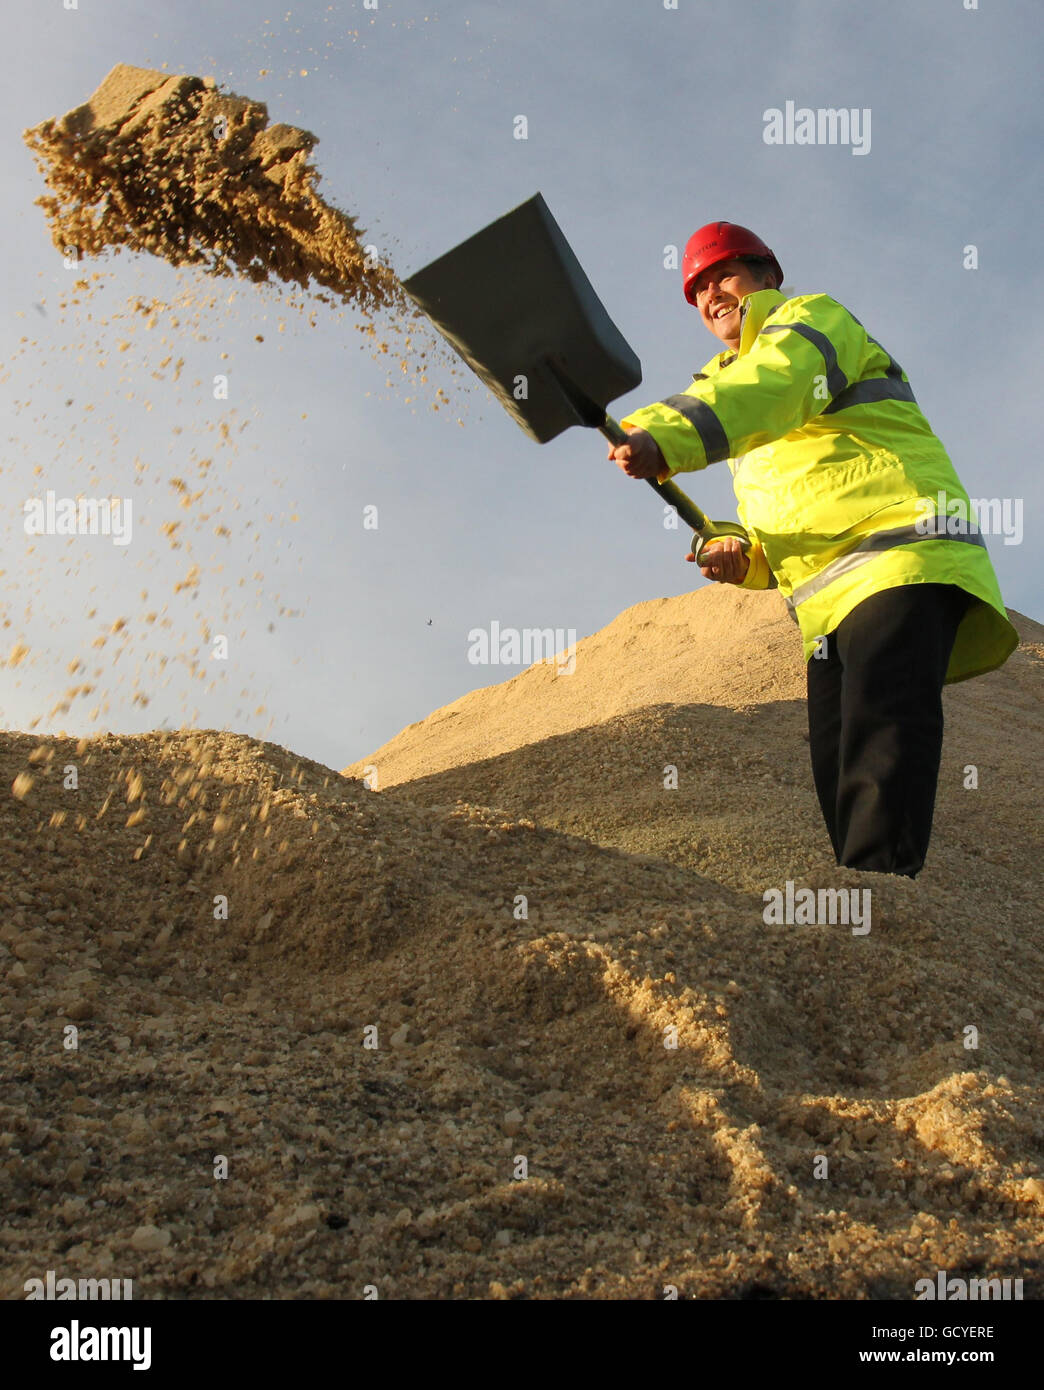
[2,587,1042,1298]
[24,64,404,313]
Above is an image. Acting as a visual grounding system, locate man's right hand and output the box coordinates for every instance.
[687,535,750,584]
[607,427,668,481]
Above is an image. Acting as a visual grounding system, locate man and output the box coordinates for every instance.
[609,221,1017,878]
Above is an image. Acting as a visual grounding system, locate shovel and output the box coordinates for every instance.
[401,193,750,562]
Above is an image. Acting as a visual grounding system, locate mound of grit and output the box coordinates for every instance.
[3,588,1043,1300]
[23,63,402,312]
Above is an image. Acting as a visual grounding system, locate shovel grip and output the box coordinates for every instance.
[689,524,752,564]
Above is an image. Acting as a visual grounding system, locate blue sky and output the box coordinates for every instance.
[2,0,1039,769]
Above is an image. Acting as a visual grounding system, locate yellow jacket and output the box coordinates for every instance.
[620,288,1018,682]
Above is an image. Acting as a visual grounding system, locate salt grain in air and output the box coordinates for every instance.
[17,61,461,730]
[23,63,406,315]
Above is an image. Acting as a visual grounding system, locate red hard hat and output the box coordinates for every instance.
[682,222,783,304]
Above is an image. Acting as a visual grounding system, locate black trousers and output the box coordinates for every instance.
[805,583,972,878]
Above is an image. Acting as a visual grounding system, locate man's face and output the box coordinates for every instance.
[691,258,775,349]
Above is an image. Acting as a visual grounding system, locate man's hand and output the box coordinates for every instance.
[686,535,749,583]
[607,427,667,481]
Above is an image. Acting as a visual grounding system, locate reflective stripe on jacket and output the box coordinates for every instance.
[620,288,1018,683]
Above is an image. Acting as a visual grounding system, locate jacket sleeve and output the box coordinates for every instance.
[619,295,871,477]
[738,538,774,590]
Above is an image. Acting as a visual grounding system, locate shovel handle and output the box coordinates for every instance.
[600,414,751,555]
[599,415,708,529]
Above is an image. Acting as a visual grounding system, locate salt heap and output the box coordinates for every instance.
[2,585,1042,1299]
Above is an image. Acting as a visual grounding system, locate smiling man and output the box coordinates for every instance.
[608,221,1017,878]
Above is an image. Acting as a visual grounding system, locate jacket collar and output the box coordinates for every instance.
[693,288,788,377]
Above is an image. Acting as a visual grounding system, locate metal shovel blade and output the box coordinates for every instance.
[401,193,642,443]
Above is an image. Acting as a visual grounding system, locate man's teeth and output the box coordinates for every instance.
[713,304,735,319]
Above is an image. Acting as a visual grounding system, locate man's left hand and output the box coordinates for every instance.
[687,536,749,583]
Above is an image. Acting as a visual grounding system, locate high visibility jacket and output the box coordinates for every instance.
[620,288,1018,682]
